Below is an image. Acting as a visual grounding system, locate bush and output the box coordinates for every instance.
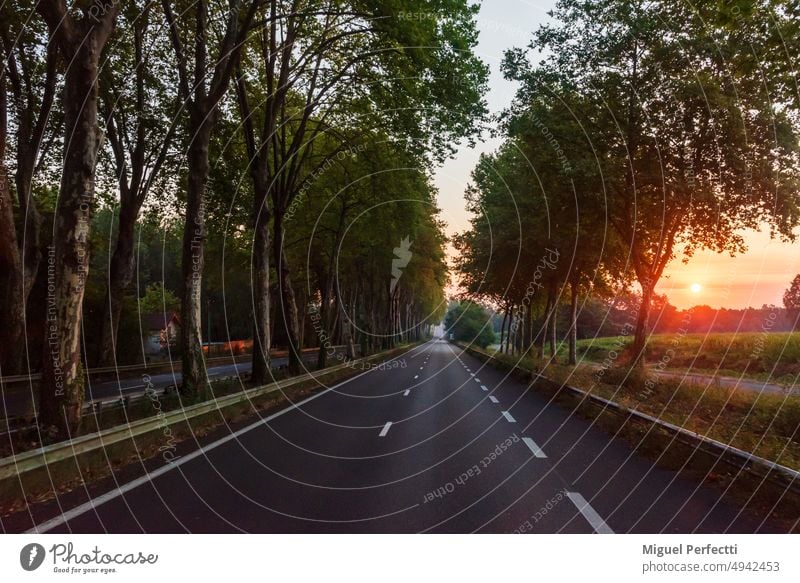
[444,301,496,348]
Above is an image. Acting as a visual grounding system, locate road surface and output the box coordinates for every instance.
[8,340,790,533]
[652,369,799,396]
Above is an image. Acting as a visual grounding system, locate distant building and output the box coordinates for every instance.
[142,312,181,356]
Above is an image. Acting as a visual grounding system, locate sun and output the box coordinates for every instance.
[690,283,702,294]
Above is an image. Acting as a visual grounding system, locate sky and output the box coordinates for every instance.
[433,0,799,310]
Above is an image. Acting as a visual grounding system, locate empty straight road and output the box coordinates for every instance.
[10,340,790,533]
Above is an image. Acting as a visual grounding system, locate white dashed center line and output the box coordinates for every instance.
[414,375,418,379]
[480,385,488,391]
[403,389,410,396]
[474,378,481,383]
[501,411,516,423]
[566,492,614,534]
[489,396,499,403]
[522,437,547,458]
[379,422,393,437]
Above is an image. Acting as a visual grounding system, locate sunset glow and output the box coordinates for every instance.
[656,230,799,309]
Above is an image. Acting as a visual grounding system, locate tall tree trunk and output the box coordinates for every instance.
[0,83,26,376]
[499,305,507,353]
[631,279,654,366]
[39,39,107,435]
[549,290,558,359]
[537,296,551,359]
[339,288,355,359]
[508,305,516,354]
[17,158,43,307]
[316,276,330,370]
[569,280,579,365]
[0,44,52,375]
[273,211,301,374]
[524,303,535,355]
[97,206,137,366]
[250,207,271,385]
[179,112,214,398]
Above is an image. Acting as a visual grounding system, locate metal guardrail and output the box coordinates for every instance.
[0,346,377,483]
[0,346,349,388]
[460,343,800,495]
[0,346,353,435]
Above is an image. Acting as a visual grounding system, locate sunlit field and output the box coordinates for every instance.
[567,332,800,384]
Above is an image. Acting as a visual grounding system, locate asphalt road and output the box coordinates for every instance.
[651,369,799,396]
[10,340,791,533]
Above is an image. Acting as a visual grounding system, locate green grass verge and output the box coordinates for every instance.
[560,332,800,385]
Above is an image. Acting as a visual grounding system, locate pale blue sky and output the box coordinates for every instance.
[436,0,799,309]
[433,1,554,239]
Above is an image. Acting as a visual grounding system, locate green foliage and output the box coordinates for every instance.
[783,275,800,330]
[445,301,496,348]
[138,283,181,316]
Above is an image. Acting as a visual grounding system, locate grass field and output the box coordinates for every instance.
[564,332,800,385]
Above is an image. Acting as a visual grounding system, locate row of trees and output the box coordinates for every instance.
[455,0,800,365]
[0,0,488,437]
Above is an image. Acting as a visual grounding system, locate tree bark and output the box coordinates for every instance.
[0,82,26,376]
[180,111,213,397]
[631,279,654,366]
[0,35,56,375]
[537,296,550,359]
[549,290,558,360]
[250,206,271,385]
[499,305,508,353]
[273,211,302,374]
[569,280,578,365]
[38,12,115,435]
[97,206,137,366]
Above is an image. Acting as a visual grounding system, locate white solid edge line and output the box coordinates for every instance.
[488,396,499,404]
[501,411,516,423]
[27,346,421,534]
[480,385,488,391]
[566,491,615,534]
[379,422,393,437]
[522,437,547,458]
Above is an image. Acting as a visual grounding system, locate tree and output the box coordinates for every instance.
[234,0,487,375]
[138,282,181,317]
[95,2,181,367]
[445,301,496,348]
[505,0,800,364]
[0,1,59,375]
[36,0,119,437]
[784,275,800,330]
[161,0,260,397]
